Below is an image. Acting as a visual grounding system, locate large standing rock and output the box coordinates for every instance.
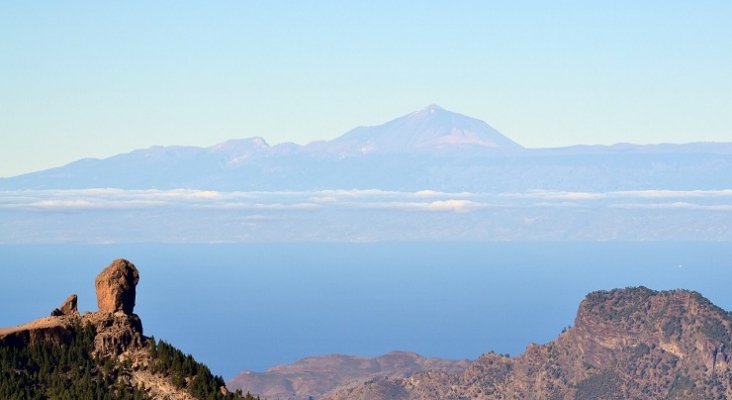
[95,259,139,314]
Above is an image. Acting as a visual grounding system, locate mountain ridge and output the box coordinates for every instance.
[321,286,732,400]
[1,105,731,191]
[227,351,470,400]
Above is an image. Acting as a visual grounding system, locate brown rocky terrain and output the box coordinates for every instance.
[0,259,236,400]
[0,259,146,358]
[323,287,732,400]
[228,351,470,400]
[51,293,79,317]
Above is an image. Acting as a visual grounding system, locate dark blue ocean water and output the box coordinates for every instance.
[1,242,731,380]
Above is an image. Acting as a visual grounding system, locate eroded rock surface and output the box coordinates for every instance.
[51,294,79,317]
[2,260,144,355]
[324,287,732,400]
[95,259,140,314]
[0,259,195,400]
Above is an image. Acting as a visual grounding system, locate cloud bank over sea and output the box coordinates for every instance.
[2,188,732,212]
[1,189,731,243]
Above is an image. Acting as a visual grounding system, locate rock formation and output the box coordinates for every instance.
[324,287,732,400]
[0,259,235,400]
[51,294,79,317]
[1,259,144,356]
[95,258,140,314]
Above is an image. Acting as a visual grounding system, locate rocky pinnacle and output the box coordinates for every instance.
[94,259,140,314]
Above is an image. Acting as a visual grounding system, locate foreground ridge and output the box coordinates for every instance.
[323,287,732,400]
[0,259,259,400]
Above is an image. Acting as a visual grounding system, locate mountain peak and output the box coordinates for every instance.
[209,137,270,152]
[407,104,454,120]
[324,287,732,400]
[327,105,523,155]
[416,104,444,114]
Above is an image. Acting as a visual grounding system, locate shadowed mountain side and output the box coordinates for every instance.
[323,287,732,400]
[2,105,731,191]
[227,351,470,400]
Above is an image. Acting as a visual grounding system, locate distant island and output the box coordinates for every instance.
[1,105,731,243]
[2,105,731,192]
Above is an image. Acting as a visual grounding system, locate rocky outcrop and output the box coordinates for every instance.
[324,287,732,400]
[1,260,144,357]
[88,311,145,356]
[228,351,470,400]
[0,259,206,400]
[51,294,79,317]
[95,259,140,314]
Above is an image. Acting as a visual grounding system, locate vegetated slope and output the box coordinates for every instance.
[0,321,257,400]
[0,259,260,400]
[227,351,470,400]
[323,287,732,400]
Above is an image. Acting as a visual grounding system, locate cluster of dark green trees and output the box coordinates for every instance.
[0,322,261,400]
[148,338,260,400]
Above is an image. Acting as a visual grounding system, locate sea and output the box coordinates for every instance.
[1,242,730,380]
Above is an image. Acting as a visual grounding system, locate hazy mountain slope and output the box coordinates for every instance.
[2,105,731,191]
[4,150,731,192]
[227,351,470,400]
[323,287,732,400]
[314,104,523,156]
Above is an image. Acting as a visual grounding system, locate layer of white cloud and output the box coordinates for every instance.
[355,199,488,213]
[1,189,730,213]
[611,202,732,211]
[508,189,732,201]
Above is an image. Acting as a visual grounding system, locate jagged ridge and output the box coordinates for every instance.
[323,287,732,400]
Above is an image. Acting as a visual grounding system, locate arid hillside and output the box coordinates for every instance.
[323,287,732,400]
[228,351,470,400]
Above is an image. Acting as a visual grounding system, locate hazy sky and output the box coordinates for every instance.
[1,1,730,177]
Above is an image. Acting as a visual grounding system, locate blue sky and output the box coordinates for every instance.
[1,1,730,177]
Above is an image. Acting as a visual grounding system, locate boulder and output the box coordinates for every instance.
[95,259,140,314]
[51,294,79,317]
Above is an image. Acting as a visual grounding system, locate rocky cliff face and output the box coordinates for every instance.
[95,258,140,314]
[228,351,470,400]
[323,287,732,400]
[2,259,144,351]
[0,259,216,400]
[0,259,144,354]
